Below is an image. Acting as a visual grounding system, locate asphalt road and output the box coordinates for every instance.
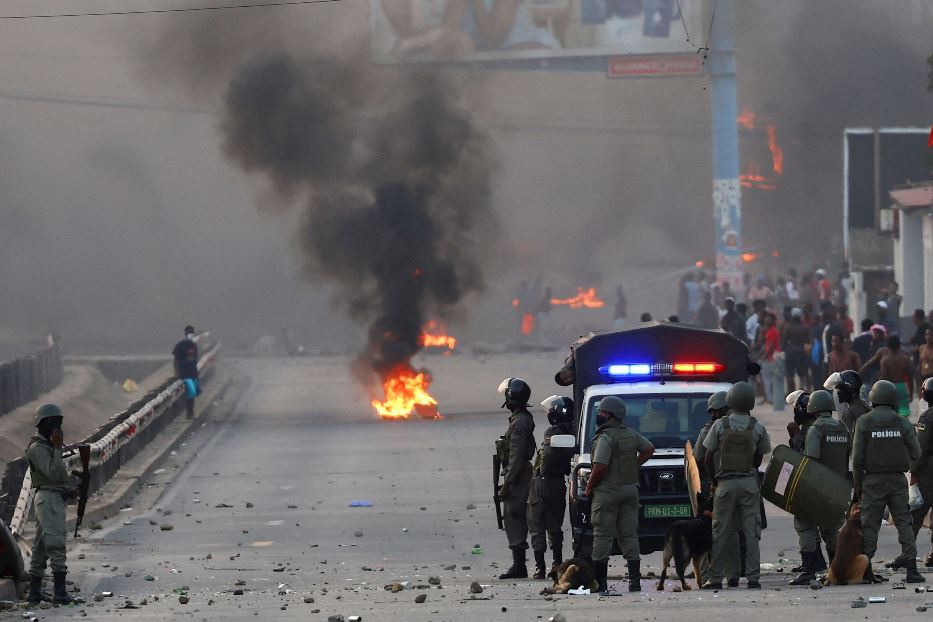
[23,355,933,621]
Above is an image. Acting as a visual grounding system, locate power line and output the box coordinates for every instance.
[0,0,341,20]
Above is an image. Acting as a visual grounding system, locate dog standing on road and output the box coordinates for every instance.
[823,503,868,586]
[656,511,713,591]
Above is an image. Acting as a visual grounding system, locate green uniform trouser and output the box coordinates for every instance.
[527,475,566,553]
[709,476,761,582]
[503,467,531,551]
[700,530,741,580]
[29,489,67,576]
[591,483,639,562]
[860,472,916,560]
[794,517,838,554]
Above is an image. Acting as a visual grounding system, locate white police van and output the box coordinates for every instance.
[555,322,757,555]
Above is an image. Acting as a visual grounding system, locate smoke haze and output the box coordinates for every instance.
[0,1,931,353]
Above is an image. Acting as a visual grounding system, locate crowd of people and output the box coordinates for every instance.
[672,269,933,415]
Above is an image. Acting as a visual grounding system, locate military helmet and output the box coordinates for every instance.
[707,391,728,413]
[807,390,835,414]
[597,396,626,420]
[541,395,574,426]
[727,381,756,413]
[923,377,933,406]
[824,369,862,403]
[34,403,63,427]
[498,377,531,409]
[868,380,898,407]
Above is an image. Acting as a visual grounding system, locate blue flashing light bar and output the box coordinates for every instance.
[602,363,652,377]
[599,361,724,378]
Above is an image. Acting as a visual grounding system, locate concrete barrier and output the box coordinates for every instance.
[0,342,64,417]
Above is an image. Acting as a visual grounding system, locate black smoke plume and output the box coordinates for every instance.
[219,50,496,396]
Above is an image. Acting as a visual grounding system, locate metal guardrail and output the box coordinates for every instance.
[0,342,64,416]
[0,333,219,536]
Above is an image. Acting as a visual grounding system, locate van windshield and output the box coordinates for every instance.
[582,394,712,453]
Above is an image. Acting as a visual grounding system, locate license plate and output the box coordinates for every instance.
[643,504,692,519]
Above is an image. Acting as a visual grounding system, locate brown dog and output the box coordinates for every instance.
[542,558,599,594]
[656,511,713,591]
[823,503,869,586]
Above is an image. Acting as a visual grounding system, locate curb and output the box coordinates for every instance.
[69,368,247,533]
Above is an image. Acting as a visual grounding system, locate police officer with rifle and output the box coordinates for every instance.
[495,378,536,579]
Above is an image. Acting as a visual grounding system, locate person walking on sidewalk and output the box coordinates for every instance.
[172,325,200,419]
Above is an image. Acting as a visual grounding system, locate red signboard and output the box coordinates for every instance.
[608,54,704,78]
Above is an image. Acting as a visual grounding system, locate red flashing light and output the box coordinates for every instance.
[672,362,724,374]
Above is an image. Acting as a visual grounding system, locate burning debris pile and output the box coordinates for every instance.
[218,52,496,420]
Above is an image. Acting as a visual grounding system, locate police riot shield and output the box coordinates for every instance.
[762,444,851,530]
[684,440,702,517]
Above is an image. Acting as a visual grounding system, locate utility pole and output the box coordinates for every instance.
[708,0,742,290]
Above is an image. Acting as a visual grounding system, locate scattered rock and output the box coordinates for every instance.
[672,585,682,592]
[159,524,173,531]
[327,616,345,622]
[287,504,298,509]
[466,504,476,510]
[415,594,427,603]
[470,581,483,594]
[178,596,189,605]
[234,579,247,586]
[215,503,233,508]
[428,576,441,585]
[354,530,364,538]
[272,566,285,572]
[143,575,156,582]
[549,615,567,622]
[233,590,244,596]
[304,596,315,603]
[809,580,822,590]
[852,597,867,609]
[148,519,157,526]
[444,564,456,571]
[246,502,254,508]
[384,583,404,593]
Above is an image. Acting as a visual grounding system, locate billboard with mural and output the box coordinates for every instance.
[370,0,709,64]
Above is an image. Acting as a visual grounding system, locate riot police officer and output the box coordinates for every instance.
[825,370,870,436]
[852,380,923,583]
[695,392,743,587]
[910,377,933,567]
[527,395,575,579]
[702,381,771,590]
[790,390,849,585]
[583,396,654,593]
[26,404,76,605]
[785,390,811,453]
[496,378,536,579]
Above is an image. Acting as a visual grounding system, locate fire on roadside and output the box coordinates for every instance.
[550,287,606,309]
[419,320,457,350]
[520,313,536,335]
[371,365,440,420]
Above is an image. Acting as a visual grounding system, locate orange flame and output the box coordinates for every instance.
[737,108,756,130]
[420,320,457,350]
[371,366,440,420]
[741,252,759,263]
[521,313,536,335]
[766,124,783,176]
[739,163,777,191]
[550,287,606,309]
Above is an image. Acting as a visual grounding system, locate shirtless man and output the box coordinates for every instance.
[919,328,933,383]
[879,336,914,416]
[828,334,860,375]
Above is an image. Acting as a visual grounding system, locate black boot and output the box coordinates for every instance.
[812,547,827,572]
[885,556,908,570]
[550,546,563,576]
[906,559,925,583]
[627,560,641,592]
[52,572,74,605]
[925,551,933,568]
[594,558,609,594]
[532,550,547,580]
[27,574,48,604]
[789,551,815,586]
[499,548,528,580]
[862,560,883,584]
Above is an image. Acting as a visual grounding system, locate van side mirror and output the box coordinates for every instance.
[550,434,576,449]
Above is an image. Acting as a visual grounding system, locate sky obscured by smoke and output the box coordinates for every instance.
[0,0,931,351]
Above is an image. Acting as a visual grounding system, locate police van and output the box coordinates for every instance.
[556,322,758,555]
